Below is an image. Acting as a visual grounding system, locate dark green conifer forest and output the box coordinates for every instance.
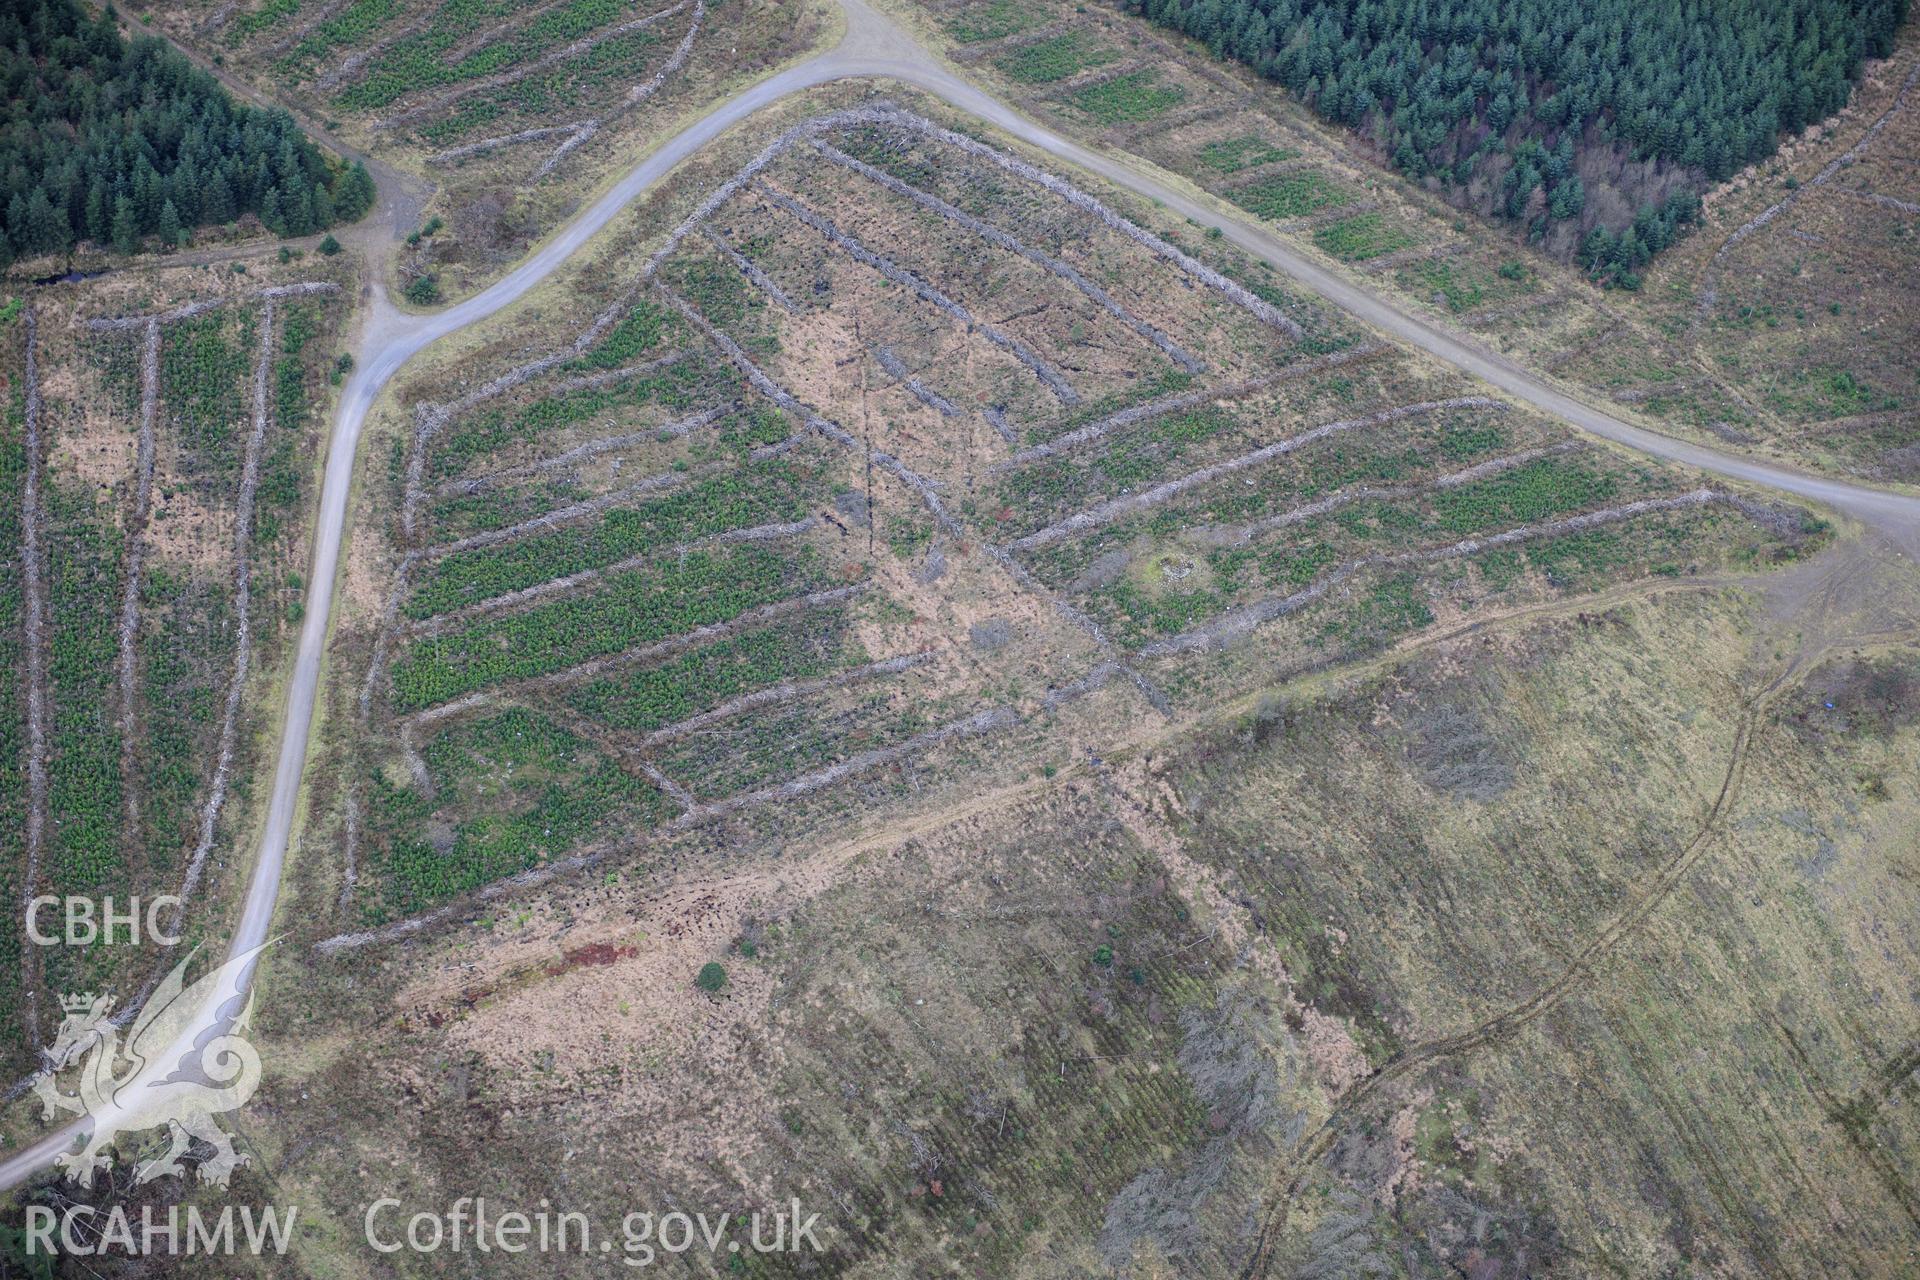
[1127,0,1909,282]
[0,0,375,266]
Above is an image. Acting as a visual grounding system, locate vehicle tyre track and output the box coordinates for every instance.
[1238,668,1788,1278]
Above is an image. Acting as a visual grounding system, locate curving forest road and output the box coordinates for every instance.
[4,0,1917,1195]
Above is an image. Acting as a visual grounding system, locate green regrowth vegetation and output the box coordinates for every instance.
[378,708,664,913]
[0,0,374,265]
[336,0,635,109]
[1440,420,1509,460]
[1247,456,1629,571]
[1197,135,1295,172]
[1764,366,1903,422]
[410,26,662,142]
[1065,453,1656,644]
[573,301,674,370]
[258,303,322,545]
[280,0,403,75]
[1429,456,1619,532]
[1228,170,1343,220]
[668,256,761,329]
[695,962,728,993]
[995,33,1118,84]
[1355,571,1435,635]
[137,576,231,867]
[1101,565,1237,644]
[568,611,862,732]
[1313,211,1418,261]
[389,544,834,708]
[1067,70,1186,123]
[160,312,254,486]
[1402,257,1529,312]
[405,462,818,619]
[1005,412,1515,547]
[231,0,303,38]
[996,404,1246,518]
[945,0,1042,43]
[428,356,713,481]
[44,487,123,889]
[885,510,933,559]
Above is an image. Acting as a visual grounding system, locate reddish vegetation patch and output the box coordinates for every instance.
[412,942,644,1027]
[551,942,641,974]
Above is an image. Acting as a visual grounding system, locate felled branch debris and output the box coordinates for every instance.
[671,705,1020,826]
[641,651,935,747]
[1191,441,1583,547]
[1830,187,1920,215]
[1692,59,1920,332]
[438,401,719,499]
[17,307,50,1051]
[410,516,815,633]
[652,283,967,540]
[997,344,1385,470]
[702,224,797,313]
[982,405,1017,445]
[380,1,690,128]
[755,178,1081,405]
[1140,490,1727,656]
[86,282,342,331]
[1012,396,1504,550]
[814,136,1203,373]
[865,106,1305,341]
[168,300,281,929]
[430,123,592,166]
[874,345,960,417]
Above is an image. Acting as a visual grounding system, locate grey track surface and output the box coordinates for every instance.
[5,0,1917,1193]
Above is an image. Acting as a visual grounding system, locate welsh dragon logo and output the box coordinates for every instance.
[31,943,271,1189]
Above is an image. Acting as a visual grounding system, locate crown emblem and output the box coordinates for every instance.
[34,943,273,1191]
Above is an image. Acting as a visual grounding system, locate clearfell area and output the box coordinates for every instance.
[2,0,1917,1275]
